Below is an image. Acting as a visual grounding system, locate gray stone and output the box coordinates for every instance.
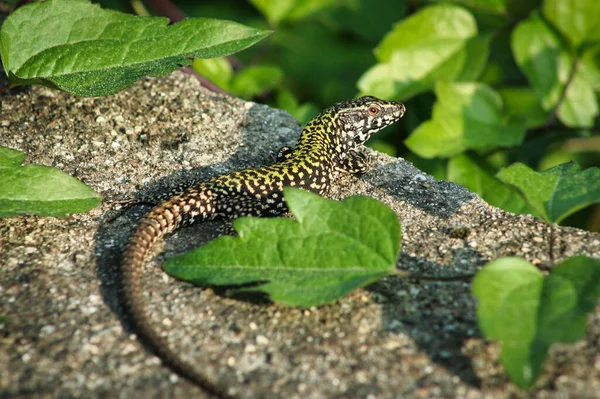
[1,72,599,399]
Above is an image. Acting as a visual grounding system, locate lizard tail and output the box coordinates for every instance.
[120,200,231,398]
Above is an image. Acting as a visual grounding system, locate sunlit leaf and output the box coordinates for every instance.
[165,188,401,307]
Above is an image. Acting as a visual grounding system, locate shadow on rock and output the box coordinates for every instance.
[93,103,297,329]
[366,251,485,389]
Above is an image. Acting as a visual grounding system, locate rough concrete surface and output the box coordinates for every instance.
[1,72,599,399]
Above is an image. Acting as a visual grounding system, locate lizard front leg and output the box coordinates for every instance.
[339,147,373,175]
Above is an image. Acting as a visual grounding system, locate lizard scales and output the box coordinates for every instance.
[121,96,406,397]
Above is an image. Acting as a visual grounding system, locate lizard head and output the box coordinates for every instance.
[334,95,406,147]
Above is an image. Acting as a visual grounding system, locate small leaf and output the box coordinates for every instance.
[511,12,599,127]
[374,4,476,62]
[0,0,271,96]
[230,65,283,99]
[192,57,233,90]
[250,0,337,25]
[497,87,548,128]
[439,0,539,18]
[543,0,600,50]
[250,0,295,25]
[496,162,600,224]
[0,146,101,217]
[440,0,507,14]
[473,256,600,388]
[447,154,533,214]
[357,4,487,100]
[455,35,492,81]
[405,81,525,158]
[164,187,401,308]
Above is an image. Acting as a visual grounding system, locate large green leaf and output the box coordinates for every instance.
[496,162,600,224]
[0,146,101,218]
[164,187,401,308]
[543,0,600,50]
[511,12,599,127]
[405,81,526,158]
[0,0,271,96]
[473,256,600,388]
[357,4,489,100]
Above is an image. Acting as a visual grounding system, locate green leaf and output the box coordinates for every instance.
[230,65,283,99]
[511,12,599,127]
[0,0,271,96]
[250,0,338,25]
[496,162,600,224]
[250,0,295,25]
[284,0,339,21]
[473,256,600,388]
[405,81,526,158]
[374,4,476,62]
[164,187,401,307]
[447,154,533,214]
[357,4,487,100]
[275,88,319,125]
[543,0,600,50]
[0,146,101,218]
[455,35,493,81]
[192,57,233,90]
[434,0,507,14]
[429,0,539,18]
[498,87,548,128]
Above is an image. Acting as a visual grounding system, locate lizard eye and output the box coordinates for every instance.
[368,105,380,115]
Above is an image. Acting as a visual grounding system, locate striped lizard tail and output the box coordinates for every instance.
[120,198,231,398]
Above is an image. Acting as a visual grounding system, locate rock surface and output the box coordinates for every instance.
[1,72,599,399]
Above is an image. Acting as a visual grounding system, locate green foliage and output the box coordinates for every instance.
[543,0,600,50]
[512,11,598,127]
[192,58,234,90]
[358,4,490,100]
[0,0,271,96]
[230,65,284,98]
[249,0,337,26]
[405,81,526,158]
[496,162,600,224]
[497,87,548,129]
[274,88,320,125]
[164,187,401,307]
[0,146,101,217]
[473,256,600,388]
[194,58,284,99]
[448,153,534,214]
[350,0,600,231]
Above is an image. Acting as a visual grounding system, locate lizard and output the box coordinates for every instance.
[120,95,406,398]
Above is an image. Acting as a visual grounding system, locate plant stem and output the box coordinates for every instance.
[545,57,579,128]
